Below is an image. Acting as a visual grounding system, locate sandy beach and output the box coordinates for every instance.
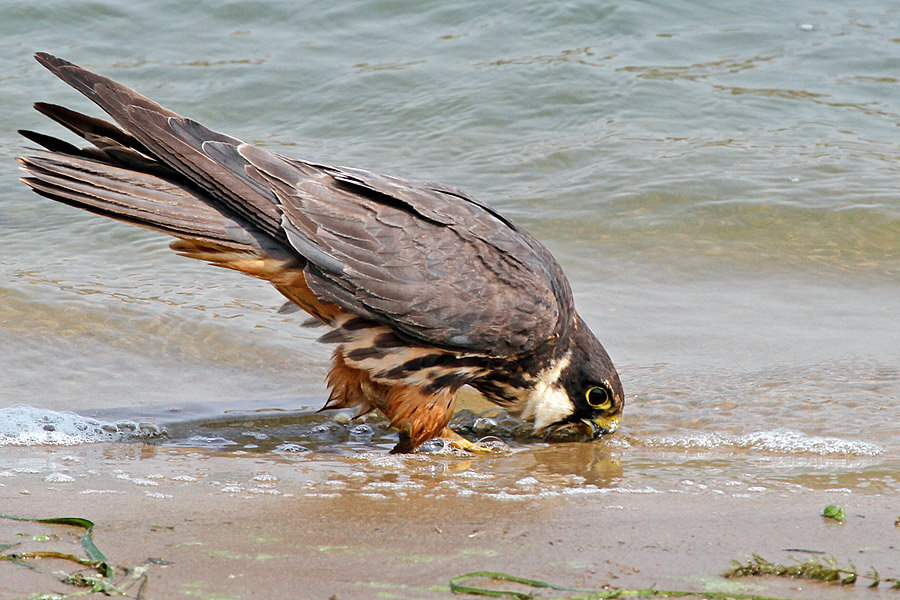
[2,442,897,600]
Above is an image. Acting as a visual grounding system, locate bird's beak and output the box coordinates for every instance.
[583,415,619,438]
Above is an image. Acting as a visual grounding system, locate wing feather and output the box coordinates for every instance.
[254,152,568,354]
[27,53,571,356]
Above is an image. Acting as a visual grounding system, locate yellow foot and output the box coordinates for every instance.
[439,427,494,454]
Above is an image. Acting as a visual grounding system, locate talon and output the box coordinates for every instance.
[440,427,495,454]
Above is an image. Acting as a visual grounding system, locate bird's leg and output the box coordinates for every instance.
[391,427,495,454]
[380,385,458,453]
[389,430,415,454]
[439,427,493,454]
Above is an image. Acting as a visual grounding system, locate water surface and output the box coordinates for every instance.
[0,0,897,500]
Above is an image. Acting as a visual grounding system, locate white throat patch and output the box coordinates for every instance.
[520,351,574,432]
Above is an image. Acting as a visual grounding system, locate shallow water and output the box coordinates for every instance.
[1,0,898,502]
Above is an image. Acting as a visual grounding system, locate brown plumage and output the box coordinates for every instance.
[17,53,624,453]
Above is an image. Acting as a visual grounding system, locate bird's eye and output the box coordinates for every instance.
[585,386,611,410]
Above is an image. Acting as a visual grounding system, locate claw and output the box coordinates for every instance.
[439,427,495,454]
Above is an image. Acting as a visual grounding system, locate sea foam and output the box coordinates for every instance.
[646,428,883,456]
[0,405,163,446]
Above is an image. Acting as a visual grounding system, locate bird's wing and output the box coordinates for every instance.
[250,148,572,355]
[32,53,572,356]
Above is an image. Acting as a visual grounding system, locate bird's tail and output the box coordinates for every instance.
[17,101,344,324]
[18,102,252,249]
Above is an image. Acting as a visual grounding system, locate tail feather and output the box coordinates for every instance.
[33,101,150,155]
[18,53,347,326]
[19,128,91,157]
[32,53,284,240]
[18,149,244,247]
[18,94,278,253]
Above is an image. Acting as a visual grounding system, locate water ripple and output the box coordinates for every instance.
[640,429,883,457]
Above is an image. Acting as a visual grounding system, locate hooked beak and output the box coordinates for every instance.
[582,415,620,438]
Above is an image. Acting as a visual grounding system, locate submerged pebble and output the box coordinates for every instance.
[349,424,374,438]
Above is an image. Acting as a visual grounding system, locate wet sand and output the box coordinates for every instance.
[2,443,898,600]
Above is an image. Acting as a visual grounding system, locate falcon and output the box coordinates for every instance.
[17,53,624,453]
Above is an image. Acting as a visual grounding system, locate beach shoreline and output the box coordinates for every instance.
[2,443,897,600]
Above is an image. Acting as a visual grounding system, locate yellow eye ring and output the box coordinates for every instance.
[585,386,611,410]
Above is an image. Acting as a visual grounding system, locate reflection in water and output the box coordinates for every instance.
[527,443,624,488]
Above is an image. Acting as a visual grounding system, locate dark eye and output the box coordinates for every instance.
[585,386,611,410]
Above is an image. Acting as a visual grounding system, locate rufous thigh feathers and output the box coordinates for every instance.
[324,350,382,417]
[382,385,456,451]
[326,349,457,452]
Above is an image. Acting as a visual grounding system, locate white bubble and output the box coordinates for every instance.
[0,405,163,446]
[273,443,309,453]
[647,429,882,456]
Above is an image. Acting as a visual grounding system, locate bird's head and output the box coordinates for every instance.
[523,315,624,440]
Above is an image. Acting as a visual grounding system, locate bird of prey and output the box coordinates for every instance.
[17,53,624,453]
